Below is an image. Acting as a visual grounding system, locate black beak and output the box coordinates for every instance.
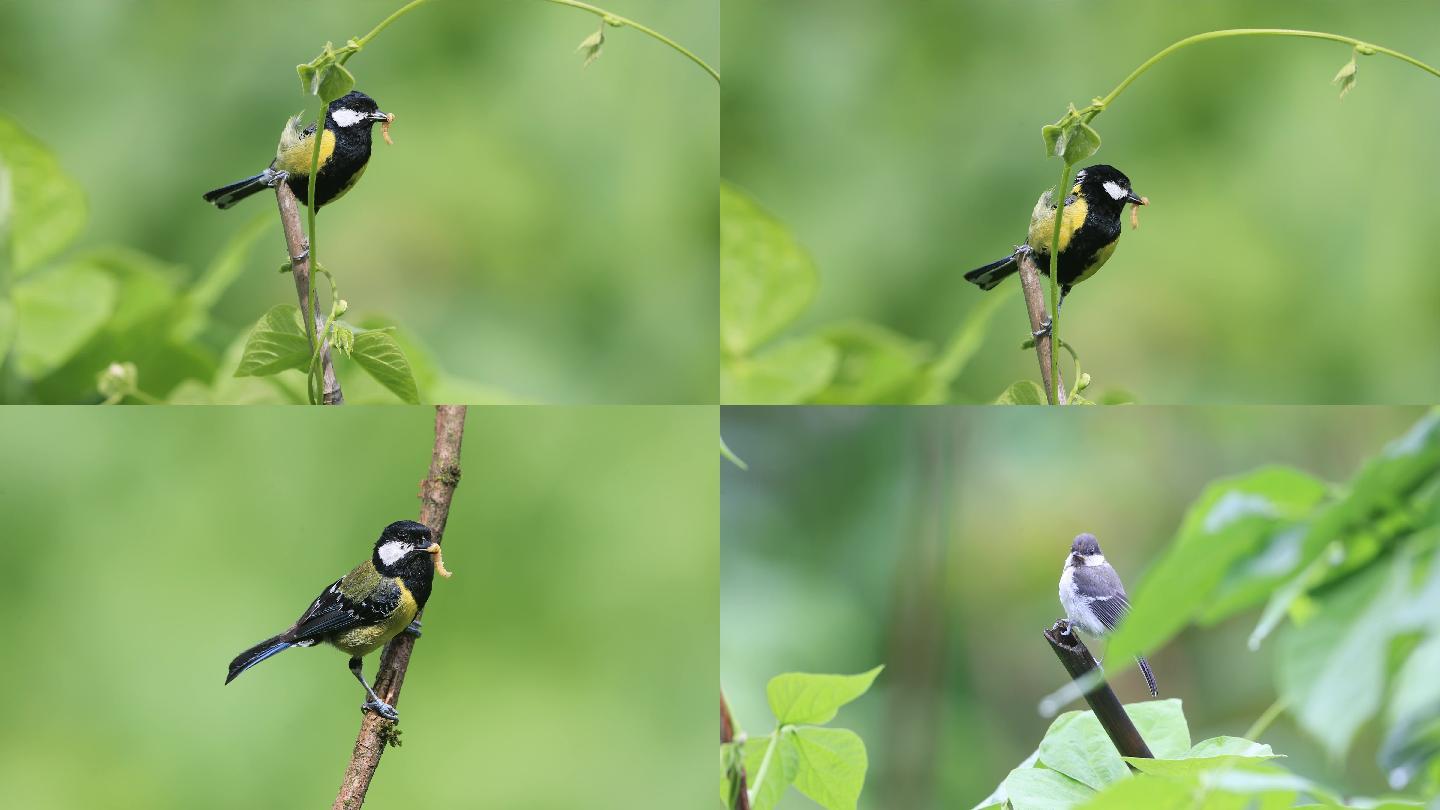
[369,110,390,123]
[1126,190,1146,205]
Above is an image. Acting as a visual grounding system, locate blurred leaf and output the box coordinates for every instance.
[355,314,523,405]
[234,305,310,377]
[971,749,1039,810]
[809,322,925,404]
[10,261,117,378]
[743,733,798,810]
[1078,774,1192,809]
[175,213,270,340]
[577,25,605,67]
[791,727,867,810]
[1037,709,1130,790]
[994,380,1046,405]
[1124,741,1279,779]
[720,182,818,357]
[1381,632,1440,791]
[1107,467,1329,664]
[928,291,1011,387]
[1001,767,1095,810]
[0,297,13,363]
[0,116,87,276]
[720,436,748,470]
[352,328,420,404]
[766,666,882,726]
[721,336,837,404]
[1334,52,1358,99]
[1278,553,1409,759]
[1182,736,1277,759]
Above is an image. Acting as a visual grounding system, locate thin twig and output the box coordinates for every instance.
[1016,251,1066,404]
[1043,620,1152,759]
[332,405,468,809]
[721,691,752,810]
[274,183,343,405]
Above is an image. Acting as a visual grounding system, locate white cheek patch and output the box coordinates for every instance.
[378,541,410,566]
[330,107,366,128]
[1083,554,1107,567]
[1103,181,1128,201]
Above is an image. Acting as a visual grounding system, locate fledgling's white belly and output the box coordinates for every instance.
[1059,567,1106,637]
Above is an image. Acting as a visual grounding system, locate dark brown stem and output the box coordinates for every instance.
[274,182,343,405]
[332,406,468,809]
[721,691,752,810]
[1016,251,1066,405]
[1043,620,1152,759]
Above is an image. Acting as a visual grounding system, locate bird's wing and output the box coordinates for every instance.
[276,113,312,155]
[1072,565,1131,631]
[289,575,401,642]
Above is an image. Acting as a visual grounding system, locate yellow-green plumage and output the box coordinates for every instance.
[331,560,419,657]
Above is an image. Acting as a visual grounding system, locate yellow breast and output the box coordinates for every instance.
[1026,189,1088,255]
[275,128,335,177]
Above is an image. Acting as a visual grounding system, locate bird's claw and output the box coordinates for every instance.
[362,698,400,722]
[1032,317,1053,339]
[403,619,423,638]
[266,170,289,188]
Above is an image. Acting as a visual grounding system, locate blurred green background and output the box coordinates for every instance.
[722,1,1440,404]
[721,405,1428,808]
[0,0,717,403]
[0,405,716,808]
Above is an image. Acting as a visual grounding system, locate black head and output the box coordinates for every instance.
[325,91,389,132]
[1074,164,1144,207]
[1070,533,1102,556]
[371,519,438,577]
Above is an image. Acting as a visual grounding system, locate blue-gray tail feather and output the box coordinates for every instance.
[1137,656,1157,697]
[963,253,1019,290]
[203,170,274,209]
[226,635,293,684]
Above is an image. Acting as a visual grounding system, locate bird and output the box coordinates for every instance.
[963,164,1146,335]
[1057,532,1157,697]
[202,90,391,211]
[225,520,447,721]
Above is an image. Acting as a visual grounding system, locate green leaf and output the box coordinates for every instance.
[1001,767,1096,810]
[1334,52,1358,99]
[1078,775,1191,809]
[1106,467,1329,664]
[809,322,926,404]
[766,666,882,726]
[1061,122,1101,164]
[994,380,1047,405]
[743,733,799,810]
[721,336,838,404]
[317,62,356,103]
[0,116,88,276]
[175,212,270,340]
[1041,124,1064,158]
[1278,554,1409,759]
[1125,700,1192,758]
[791,727,868,810]
[1182,736,1277,759]
[234,305,310,377]
[1038,710,1131,790]
[1123,737,1280,779]
[720,182,819,357]
[10,261,117,378]
[352,328,420,404]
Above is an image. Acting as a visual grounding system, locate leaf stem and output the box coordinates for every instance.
[535,0,719,83]
[349,0,430,55]
[1046,162,1072,406]
[1243,696,1290,741]
[746,726,782,806]
[1086,29,1440,124]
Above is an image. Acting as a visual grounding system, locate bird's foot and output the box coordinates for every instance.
[403,619,423,638]
[1014,244,1033,257]
[362,698,400,722]
[1032,317,1053,338]
[266,170,288,188]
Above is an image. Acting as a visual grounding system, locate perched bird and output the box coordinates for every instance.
[226,520,445,721]
[964,164,1146,335]
[202,90,390,211]
[1057,532,1157,697]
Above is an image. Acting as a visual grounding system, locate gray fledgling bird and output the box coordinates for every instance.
[1057,533,1157,696]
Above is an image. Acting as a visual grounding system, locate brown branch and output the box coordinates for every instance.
[721,691,751,810]
[1044,620,1152,759]
[333,405,468,809]
[274,182,343,405]
[1016,251,1066,405]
